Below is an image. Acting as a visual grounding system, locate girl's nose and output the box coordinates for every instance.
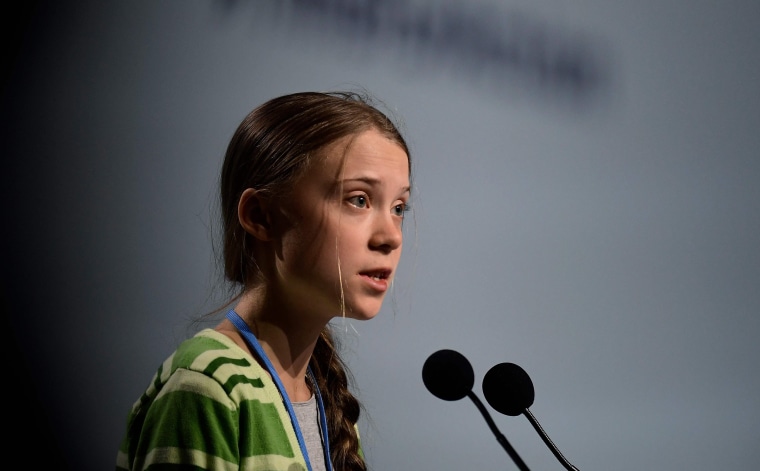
[369,212,403,253]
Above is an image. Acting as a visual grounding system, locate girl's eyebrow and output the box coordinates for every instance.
[342,176,410,193]
[342,176,381,185]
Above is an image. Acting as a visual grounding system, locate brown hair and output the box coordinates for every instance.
[219,91,410,470]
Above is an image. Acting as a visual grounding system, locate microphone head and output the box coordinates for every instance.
[422,349,474,401]
[482,362,535,416]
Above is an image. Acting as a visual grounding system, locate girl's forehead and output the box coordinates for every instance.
[299,130,405,178]
[340,138,408,182]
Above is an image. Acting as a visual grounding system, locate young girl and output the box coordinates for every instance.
[115,91,411,471]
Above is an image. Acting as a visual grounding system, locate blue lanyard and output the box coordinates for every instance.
[225,309,333,471]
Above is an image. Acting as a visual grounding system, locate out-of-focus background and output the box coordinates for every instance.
[3,1,759,470]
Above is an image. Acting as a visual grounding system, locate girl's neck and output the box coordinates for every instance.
[218,289,326,402]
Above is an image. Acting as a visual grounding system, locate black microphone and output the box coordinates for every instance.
[483,363,580,471]
[482,363,535,415]
[421,349,474,401]
[422,350,530,471]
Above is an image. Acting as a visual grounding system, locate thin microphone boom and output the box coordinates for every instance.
[466,391,530,471]
[523,408,579,471]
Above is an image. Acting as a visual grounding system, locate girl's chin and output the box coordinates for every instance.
[335,306,382,322]
[351,312,380,322]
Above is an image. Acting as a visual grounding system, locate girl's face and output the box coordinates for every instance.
[270,128,410,322]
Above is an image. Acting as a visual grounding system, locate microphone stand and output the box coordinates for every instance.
[467,391,530,471]
[522,408,580,471]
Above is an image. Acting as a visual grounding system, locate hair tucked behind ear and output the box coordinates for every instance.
[310,328,365,471]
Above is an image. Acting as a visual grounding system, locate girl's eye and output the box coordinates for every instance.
[348,195,368,208]
[392,203,408,217]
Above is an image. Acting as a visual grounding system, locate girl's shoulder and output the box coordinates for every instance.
[165,329,267,387]
[171,329,249,369]
[125,329,277,420]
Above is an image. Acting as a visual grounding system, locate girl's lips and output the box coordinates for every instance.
[359,269,392,292]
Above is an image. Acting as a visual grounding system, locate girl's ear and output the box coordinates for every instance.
[238,188,274,241]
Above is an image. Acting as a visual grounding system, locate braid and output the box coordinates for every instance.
[310,328,366,471]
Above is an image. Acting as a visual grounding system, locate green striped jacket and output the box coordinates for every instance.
[116,329,344,471]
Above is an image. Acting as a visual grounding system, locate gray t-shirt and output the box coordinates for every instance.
[293,394,327,471]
